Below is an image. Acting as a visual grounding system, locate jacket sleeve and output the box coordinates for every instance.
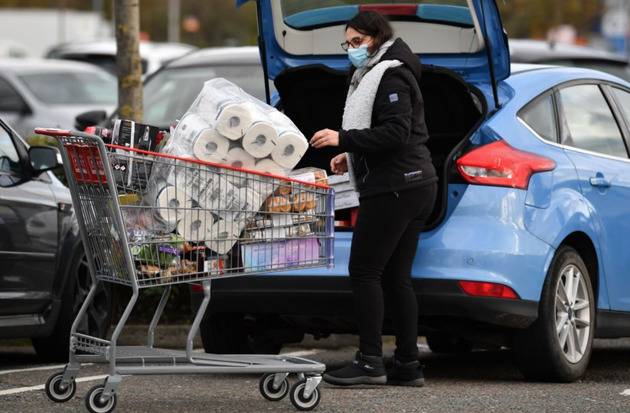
[338,69,414,153]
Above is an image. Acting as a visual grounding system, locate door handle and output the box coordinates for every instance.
[589,176,611,188]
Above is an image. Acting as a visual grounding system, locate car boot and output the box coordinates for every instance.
[323,351,387,386]
[387,358,425,387]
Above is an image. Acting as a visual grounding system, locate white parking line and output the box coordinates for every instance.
[0,363,94,376]
[620,389,630,396]
[0,374,108,396]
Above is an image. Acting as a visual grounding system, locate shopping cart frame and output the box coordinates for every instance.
[36,128,332,412]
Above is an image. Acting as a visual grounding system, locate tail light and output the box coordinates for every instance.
[459,280,519,299]
[359,4,418,15]
[191,283,203,293]
[456,140,555,189]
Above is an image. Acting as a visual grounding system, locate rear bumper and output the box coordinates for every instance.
[198,276,538,330]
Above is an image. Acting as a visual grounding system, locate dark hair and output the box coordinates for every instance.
[346,11,393,53]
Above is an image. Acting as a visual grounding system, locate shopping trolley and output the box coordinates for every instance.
[35,128,334,412]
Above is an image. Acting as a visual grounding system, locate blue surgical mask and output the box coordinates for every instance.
[348,45,369,68]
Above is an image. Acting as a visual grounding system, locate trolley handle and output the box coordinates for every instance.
[34,128,74,137]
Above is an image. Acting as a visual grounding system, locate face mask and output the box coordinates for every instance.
[347,44,369,68]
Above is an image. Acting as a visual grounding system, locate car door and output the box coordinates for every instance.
[555,82,630,312]
[0,121,59,316]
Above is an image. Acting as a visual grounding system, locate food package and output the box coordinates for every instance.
[265,196,292,213]
[292,192,317,212]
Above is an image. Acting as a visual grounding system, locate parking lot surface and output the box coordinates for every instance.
[1,332,629,412]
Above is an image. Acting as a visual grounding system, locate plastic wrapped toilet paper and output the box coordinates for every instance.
[225,147,256,170]
[271,131,309,169]
[215,102,255,140]
[255,158,286,176]
[242,121,278,158]
[205,218,241,255]
[198,179,240,212]
[177,209,211,242]
[156,185,194,224]
[192,129,230,163]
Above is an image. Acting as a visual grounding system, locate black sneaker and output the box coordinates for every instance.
[387,358,425,387]
[323,351,387,386]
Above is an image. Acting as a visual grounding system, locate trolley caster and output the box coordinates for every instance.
[85,384,117,413]
[289,377,322,411]
[45,372,76,403]
[259,373,289,401]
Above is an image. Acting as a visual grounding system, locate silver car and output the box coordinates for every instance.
[0,58,116,139]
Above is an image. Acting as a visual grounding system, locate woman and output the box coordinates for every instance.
[309,11,437,387]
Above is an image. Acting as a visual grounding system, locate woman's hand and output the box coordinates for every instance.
[310,129,339,148]
[330,153,348,175]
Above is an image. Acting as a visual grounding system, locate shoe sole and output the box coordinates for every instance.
[322,374,387,386]
[386,378,425,387]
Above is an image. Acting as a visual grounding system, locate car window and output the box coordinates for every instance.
[18,71,117,106]
[143,64,268,127]
[611,87,630,127]
[0,77,26,112]
[557,84,628,158]
[0,124,23,186]
[520,93,558,143]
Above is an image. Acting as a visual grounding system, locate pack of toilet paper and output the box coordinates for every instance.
[145,78,310,256]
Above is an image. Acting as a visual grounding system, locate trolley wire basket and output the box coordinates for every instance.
[36,127,333,412]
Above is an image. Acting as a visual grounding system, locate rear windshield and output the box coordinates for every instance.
[281,1,473,30]
[19,71,117,106]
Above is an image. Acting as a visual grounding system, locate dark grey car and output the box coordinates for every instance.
[0,118,111,360]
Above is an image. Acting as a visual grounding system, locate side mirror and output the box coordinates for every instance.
[75,110,107,131]
[29,146,61,173]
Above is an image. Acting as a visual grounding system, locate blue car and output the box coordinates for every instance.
[197,0,630,382]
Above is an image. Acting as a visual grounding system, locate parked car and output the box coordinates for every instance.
[0,117,111,360]
[510,38,630,81]
[75,46,268,130]
[46,41,197,77]
[193,0,630,382]
[0,58,117,139]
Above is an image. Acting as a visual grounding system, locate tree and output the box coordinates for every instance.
[115,0,142,122]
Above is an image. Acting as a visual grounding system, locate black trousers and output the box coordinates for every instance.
[348,183,437,362]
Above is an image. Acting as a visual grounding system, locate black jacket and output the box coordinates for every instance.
[338,38,437,198]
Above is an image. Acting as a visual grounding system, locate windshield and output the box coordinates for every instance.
[143,64,268,127]
[19,71,117,105]
[281,1,472,30]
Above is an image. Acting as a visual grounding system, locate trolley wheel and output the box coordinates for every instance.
[259,373,289,401]
[289,378,321,411]
[85,384,117,413]
[45,372,76,403]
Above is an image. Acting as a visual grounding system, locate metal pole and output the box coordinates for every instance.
[168,0,181,43]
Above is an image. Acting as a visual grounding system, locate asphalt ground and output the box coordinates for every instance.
[1,329,629,412]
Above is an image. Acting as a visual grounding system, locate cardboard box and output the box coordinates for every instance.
[241,238,320,271]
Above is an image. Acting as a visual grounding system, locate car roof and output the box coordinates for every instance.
[165,46,260,68]
[47,40,196,58]
[509,39,628,64]
[0,58,112,75]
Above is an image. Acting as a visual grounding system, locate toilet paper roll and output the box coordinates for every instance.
[156,186,194,224]
[242,121,278,158]
[205,218,240,255]
[225,147,256,170]
[177,209,212,242]
[255,158,286,177]
[199,179,240,212]
[192,129,230,163]
[271,132,309,169]
[174,114,211,150]
[215,102,255,140]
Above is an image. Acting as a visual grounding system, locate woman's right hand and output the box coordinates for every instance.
[330,153,348,175]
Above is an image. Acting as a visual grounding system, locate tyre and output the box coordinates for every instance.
[45,372,76,403]
[33,246,112,361]
[85,384,117,413]
[513,246,595,382]
[425,333,473,354]
[259,373,289,401]
[200,313,283,354]
[289,378,321,411]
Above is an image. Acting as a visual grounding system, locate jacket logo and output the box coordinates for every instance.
[389,93,399,103]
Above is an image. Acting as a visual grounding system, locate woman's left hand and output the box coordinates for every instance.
[310,129,339,148]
